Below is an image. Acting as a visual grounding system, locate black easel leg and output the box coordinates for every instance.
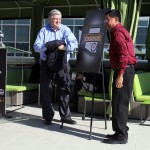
[102,66,107,129]
[0,114,12,119]
[60,121,64,129]
[104,101,107,129]
[89,75,96,140]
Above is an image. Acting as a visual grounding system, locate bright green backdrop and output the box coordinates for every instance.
[102,0,142,43]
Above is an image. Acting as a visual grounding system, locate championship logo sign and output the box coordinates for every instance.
[76,9,110,74]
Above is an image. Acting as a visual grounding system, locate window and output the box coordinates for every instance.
[0,19,30,57]
[17,19,30,24]
[0,17,149,60]
[61,19,74,25]
[103,17,149,60]
[3,25,15,41]
[16,26,29,42]
[134,17,149,60]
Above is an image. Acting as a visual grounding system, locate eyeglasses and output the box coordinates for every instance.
[104,18,111,24]
[104,17,117,24]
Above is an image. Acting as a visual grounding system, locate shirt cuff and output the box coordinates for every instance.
[119,69,125,75]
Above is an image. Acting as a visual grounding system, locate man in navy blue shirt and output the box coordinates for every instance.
[34,9,78,125]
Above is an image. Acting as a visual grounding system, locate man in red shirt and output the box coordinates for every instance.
[103,9,137,144]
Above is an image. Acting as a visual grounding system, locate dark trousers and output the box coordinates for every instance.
[112,66,135,137]
[40,60,71,121]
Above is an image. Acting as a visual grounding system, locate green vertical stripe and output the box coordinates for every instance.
[102,0,142,43]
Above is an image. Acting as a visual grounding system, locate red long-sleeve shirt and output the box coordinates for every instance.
[109,23,137,74]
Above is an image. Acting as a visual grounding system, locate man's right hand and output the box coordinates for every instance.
[115,74,123,88]
[58,45,66,51]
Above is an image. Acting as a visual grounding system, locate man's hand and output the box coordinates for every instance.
[115,74,123,88]
[58,45,66,51]
[76,73,84,81]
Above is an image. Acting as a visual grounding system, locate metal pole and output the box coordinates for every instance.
[89,73,96,140]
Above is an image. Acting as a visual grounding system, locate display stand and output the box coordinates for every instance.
[0,46,32,118]
[0,48,7,116]
[75,8,110,139]
[88,61,107,140]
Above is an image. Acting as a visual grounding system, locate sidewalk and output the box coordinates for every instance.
[0,103,150,150]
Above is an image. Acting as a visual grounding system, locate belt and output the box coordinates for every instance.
[126,64,134,68]
[113,64,134,71]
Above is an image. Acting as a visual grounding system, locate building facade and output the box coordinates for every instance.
[0,17,149,60]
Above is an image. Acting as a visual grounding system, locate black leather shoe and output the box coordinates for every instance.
[61,118,77,125]
[106,132,119,138]
[103,137,128,144]
[106,132,128,139]
[44,120,52,125]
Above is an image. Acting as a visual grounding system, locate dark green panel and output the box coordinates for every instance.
[0,0,150,19]
[0,8,32,19]
[16,1,33,7]
[0,2,18,8]
[143,0,150,2]
[140,4,150,16]
[46,0,68,6]
[68,0,101,5]
[44,5,98,18]
[44,7,70,18]
[21,9,32,18]
[70,6,98,17]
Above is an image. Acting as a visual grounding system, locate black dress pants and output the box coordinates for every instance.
[40,60,71,121]
[112,66,135,137]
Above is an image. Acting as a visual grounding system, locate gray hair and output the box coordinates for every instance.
[48,9,62,19]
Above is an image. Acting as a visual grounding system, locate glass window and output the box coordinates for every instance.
[2,25,15,41]
[74,26,82,43]
[4,42,15,47]
[75,19,84,25]
[5,42,15,56]
[16,43,29,51]
[135,27,148,45]
[104,32,110,44]
[17,19,30,25]
[16,26,29,42]
[1,17,149,60]
[44,19,49,25]
[62,19,74,25]
[68,26,73,32]
[138,20,149,26]
[3,20,15,24]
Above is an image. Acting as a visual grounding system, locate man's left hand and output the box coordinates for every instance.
[115,74,123,88]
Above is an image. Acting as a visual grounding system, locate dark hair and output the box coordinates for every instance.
[105,9,121,22]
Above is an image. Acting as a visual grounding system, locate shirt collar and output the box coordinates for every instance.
[111,23,122,33]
